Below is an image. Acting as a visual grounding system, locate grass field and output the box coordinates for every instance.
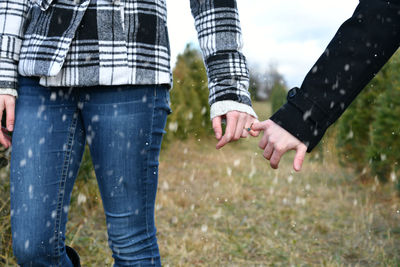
[1,102,400,266]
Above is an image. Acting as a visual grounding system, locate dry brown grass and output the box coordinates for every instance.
[1,101,400,266]
[155,136,400,266]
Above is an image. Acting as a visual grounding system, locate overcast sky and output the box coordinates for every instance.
[166,0,359,88]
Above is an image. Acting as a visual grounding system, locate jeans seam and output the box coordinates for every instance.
[145,87,156,264]
[53,109,79,266]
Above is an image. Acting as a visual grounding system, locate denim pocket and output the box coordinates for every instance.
[155,86,172,115]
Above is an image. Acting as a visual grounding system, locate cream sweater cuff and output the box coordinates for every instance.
[0,88,18,98]
[210,100,258,120]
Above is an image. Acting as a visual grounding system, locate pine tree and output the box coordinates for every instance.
[336,77,385,174]
[368,53,400,183]
[269,82,287,114]
[164,44,212,144]
[336,51,399,185]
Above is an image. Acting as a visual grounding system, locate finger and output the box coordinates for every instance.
[251,121,265,131]
[258,132,269,149]
[1,126,11,140]
[5,98,15,132]
[293,144,307,172]
[0,99,3,126]
[251,120,272,132]
[3,133,11,142]
[0,101,8,148]
[241,128,249,138]
[233,114,246,140]
[245,119,259,137]
[249,129,260,137]
[216,113,237,149]
[1,129,11,144]
[263,141,274,160]
[270,144,287,169]
[0,130,10,148]
[212,116,223,140]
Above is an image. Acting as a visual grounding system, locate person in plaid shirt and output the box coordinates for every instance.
[0,0,258,265]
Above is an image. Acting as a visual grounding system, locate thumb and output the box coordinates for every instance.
[212,116,223,140]
[293,144,307,172]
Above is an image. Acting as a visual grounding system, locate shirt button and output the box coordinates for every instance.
[288,87,298,98]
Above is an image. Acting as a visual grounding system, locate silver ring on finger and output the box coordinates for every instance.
[244,122,254,132]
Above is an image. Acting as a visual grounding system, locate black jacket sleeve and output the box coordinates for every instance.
[270,0,400,152]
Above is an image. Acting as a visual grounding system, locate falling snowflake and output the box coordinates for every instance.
[77,193,87,205]
[226,167,232,177]
[233,159,240,167]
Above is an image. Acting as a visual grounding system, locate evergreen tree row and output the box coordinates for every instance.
[336,51,400,190]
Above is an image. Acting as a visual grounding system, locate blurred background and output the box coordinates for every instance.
[1,0,400,266]
[167,0,358,89]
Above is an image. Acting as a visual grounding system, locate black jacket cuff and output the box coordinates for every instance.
[269,88,328,152]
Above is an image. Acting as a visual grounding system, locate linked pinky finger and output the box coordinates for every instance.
[248,129,260,137]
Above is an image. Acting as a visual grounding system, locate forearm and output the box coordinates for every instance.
[271,0,400,151]
[190,0,255,117]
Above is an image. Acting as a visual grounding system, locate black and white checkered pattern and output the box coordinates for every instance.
[0,0,30,89]
[0,0,252,108]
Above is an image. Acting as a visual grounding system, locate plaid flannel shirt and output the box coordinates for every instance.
[0,0,256,118]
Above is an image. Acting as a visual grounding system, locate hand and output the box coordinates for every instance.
[252,119,307,171]
[0,95,15,149]
[212,111,259,149]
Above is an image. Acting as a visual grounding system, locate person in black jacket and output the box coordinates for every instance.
[252,0,400,171]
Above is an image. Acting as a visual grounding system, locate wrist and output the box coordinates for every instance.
[210,100,258,120]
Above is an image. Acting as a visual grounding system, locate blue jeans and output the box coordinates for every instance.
[10,76,171,266]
